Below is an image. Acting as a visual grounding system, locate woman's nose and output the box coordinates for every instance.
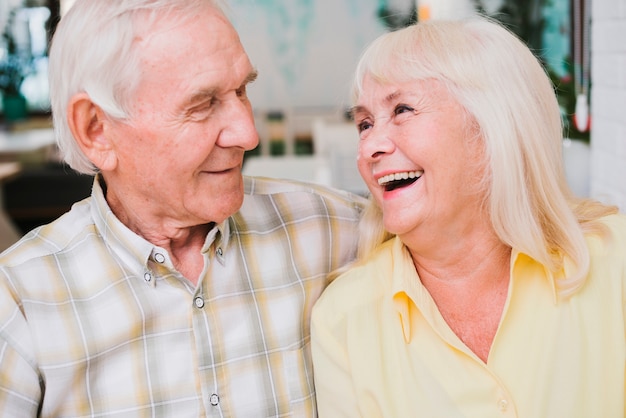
[358,125,395,160]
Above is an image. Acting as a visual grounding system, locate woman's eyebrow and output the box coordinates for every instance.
[348,105,365,119]
[244,69,259,85]
[349,90,406,118]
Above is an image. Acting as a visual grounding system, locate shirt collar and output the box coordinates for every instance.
[388,237,432,344]
[390,237,559,343]
[90,175,154,275]
[202,219,229,266]
[510,249,559,304]
[90,175,230,280]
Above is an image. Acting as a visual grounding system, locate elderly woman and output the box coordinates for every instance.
[311,17,625,417]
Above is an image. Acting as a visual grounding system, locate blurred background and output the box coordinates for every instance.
[0,0,624,251]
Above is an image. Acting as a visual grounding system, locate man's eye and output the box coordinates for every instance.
[187,100,216,121]
[191,104,212,115]
[195,103,213,112]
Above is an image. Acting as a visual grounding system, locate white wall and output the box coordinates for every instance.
[230,0,389,110]
[590,0,626,211]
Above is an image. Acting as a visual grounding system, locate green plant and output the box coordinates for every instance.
[0,9,33,97]
[477,0,589,142]
[548,64,590,142]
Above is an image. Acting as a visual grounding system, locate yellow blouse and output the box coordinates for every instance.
[312,214,626,418]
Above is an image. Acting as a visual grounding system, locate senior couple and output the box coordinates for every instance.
[0,1,624,417]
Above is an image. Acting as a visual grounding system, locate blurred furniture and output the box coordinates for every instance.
[243,155,319,183]
[242,118,368,195]
[311,119,367,195]
[0,162,22,251]
[0,128,57,249]
[4,161,93,234]
[0,128,57,163]
[0,128,93,235]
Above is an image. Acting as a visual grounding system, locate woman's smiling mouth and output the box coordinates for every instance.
[377,170,423,191]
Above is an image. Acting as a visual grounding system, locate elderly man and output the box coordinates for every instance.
[0,1,364,416]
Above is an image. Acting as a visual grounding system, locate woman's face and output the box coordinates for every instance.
[353,75,488,246]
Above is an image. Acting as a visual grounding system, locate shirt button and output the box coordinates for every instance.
[194,296,205,309]
[143,272,152,282]
[497,399,508,412]
[216,247,223,257]
[154,253,166,263]
[210,393,219,406]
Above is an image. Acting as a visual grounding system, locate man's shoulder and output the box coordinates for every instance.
[244,175,366,202]
[241,176,366,218]
[0,198,96,268]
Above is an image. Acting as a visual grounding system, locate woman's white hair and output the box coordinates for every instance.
[350,17,617,297]
[48,0,228,174]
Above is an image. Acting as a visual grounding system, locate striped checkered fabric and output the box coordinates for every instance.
[0,175,365,417]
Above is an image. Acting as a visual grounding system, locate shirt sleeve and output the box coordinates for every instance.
[0,279,42,417]
[311,299,361,418]
[0,338,41,416]
[0,266,44,417]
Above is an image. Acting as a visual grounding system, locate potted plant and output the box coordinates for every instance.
[0,8,33,123]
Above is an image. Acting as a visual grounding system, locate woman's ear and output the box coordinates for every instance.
[67,92,118,171]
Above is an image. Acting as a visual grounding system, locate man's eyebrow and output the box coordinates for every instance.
[185,70,258,107]
[186,88,218,107]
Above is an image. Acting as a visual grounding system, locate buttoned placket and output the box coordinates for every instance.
[143,249,171,288]
[191,242,225,313]
[192,236,230,415]
[193,242,226,314]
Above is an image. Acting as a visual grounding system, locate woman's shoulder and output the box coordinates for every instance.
[589,212,626,249]
[582,213,626,284]
[601,212,626,229]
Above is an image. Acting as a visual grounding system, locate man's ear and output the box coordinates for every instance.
[67,92,118,171]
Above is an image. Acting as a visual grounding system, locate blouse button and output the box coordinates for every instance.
[194,296,205,309]
[216,247,223,257]
[143,272,152,283]
[154,253,166,263]
[497,398,508,412]
[210,393,219,406]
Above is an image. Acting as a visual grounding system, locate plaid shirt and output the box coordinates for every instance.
[0,175,365,417]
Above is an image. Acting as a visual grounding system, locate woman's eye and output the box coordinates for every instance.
[357,120,372,133]
[394,104,414,115]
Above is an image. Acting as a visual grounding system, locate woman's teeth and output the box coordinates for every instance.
[377,170,423,186]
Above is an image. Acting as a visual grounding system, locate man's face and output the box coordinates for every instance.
[104,8,258,229]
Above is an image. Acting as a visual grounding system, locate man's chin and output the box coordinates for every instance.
[203,190,244,224]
